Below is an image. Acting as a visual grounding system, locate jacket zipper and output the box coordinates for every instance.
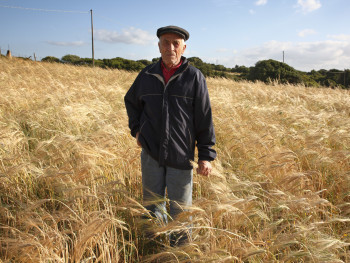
[145,62,190,164]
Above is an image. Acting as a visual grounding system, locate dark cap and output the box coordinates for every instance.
[157,25,190,41]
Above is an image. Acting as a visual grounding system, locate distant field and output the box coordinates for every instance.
[1,57,350,262]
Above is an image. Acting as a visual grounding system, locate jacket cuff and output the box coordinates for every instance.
[198,149,217,162]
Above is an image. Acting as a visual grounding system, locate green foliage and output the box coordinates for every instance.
[247,59,303,84]
[345,69,350,88]
[232,65,250,74]
[51,54,348,89]
[301,74,320,87]
[324,69,344,88]
[307,69,350,89]
[42,56,60,63]
[188,57,209,76]
[137,59,152,67]
[324,78,338,88]
[101,57,147,71]
[61,54,82,65]
[188,57,233,79]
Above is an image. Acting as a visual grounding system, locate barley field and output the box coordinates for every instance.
[1,57,350,262]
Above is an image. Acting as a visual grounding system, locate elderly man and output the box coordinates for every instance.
[124,25,216,245]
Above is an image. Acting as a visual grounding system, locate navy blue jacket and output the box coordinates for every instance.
[124,57,216,170]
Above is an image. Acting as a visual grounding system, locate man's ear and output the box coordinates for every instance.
[182,44,187,54]
[158,42,161,53]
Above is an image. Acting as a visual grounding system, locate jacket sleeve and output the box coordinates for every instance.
[194,72,217,161]
[124,73,142,138]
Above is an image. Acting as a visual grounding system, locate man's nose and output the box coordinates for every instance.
[168,43,175,51]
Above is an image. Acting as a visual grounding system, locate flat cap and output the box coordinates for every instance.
[157,25,190,41]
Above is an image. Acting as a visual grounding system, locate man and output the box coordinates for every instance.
[124,25,216,245]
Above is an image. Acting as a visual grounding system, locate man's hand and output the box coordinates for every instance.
[136,132,142,147]
[197,160,212,176]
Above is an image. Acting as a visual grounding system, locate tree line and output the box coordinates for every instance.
[42,55,350,89]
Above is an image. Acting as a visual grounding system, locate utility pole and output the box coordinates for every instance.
[283,51,285,63]
[90,9,95,67]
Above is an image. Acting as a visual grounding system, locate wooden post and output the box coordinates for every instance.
[91,9,95,67]
[6,50,12,59]
[34,53,37,61]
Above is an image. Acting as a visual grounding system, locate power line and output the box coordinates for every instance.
[0,5,89,14]
[1,4,94,65]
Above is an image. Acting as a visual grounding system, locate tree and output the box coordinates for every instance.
[42,56,60,63]
[323,79,338,88]
[61,54,82,65]
[311,69,350,89]
[248,59,303,84]
[344,69,350,89]
[214,64,226,72]
[232,65,249,74]
[137,59,152,66]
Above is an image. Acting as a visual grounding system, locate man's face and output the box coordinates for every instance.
[158,33,186,68]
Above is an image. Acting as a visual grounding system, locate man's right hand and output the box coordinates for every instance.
[197,160,212,176]
[136,132,142,147]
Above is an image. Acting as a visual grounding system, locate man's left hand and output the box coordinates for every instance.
[197,160,212,176]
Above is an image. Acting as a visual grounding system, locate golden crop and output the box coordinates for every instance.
[1,57,350,262]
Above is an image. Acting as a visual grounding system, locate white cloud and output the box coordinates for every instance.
[298,29,316,37]
[255,0,267,6]
[47,41,85,47]
[328,34,350,41]
[249,9,256,15]
[295,0,321,13]
[206,39,350,71]
[95,27,156,45]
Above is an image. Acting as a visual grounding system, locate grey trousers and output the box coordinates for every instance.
[141,149,193,245]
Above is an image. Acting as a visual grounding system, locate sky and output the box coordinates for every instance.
[0,0,349,72]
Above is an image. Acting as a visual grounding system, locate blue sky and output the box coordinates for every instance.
[1,0,349,71]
